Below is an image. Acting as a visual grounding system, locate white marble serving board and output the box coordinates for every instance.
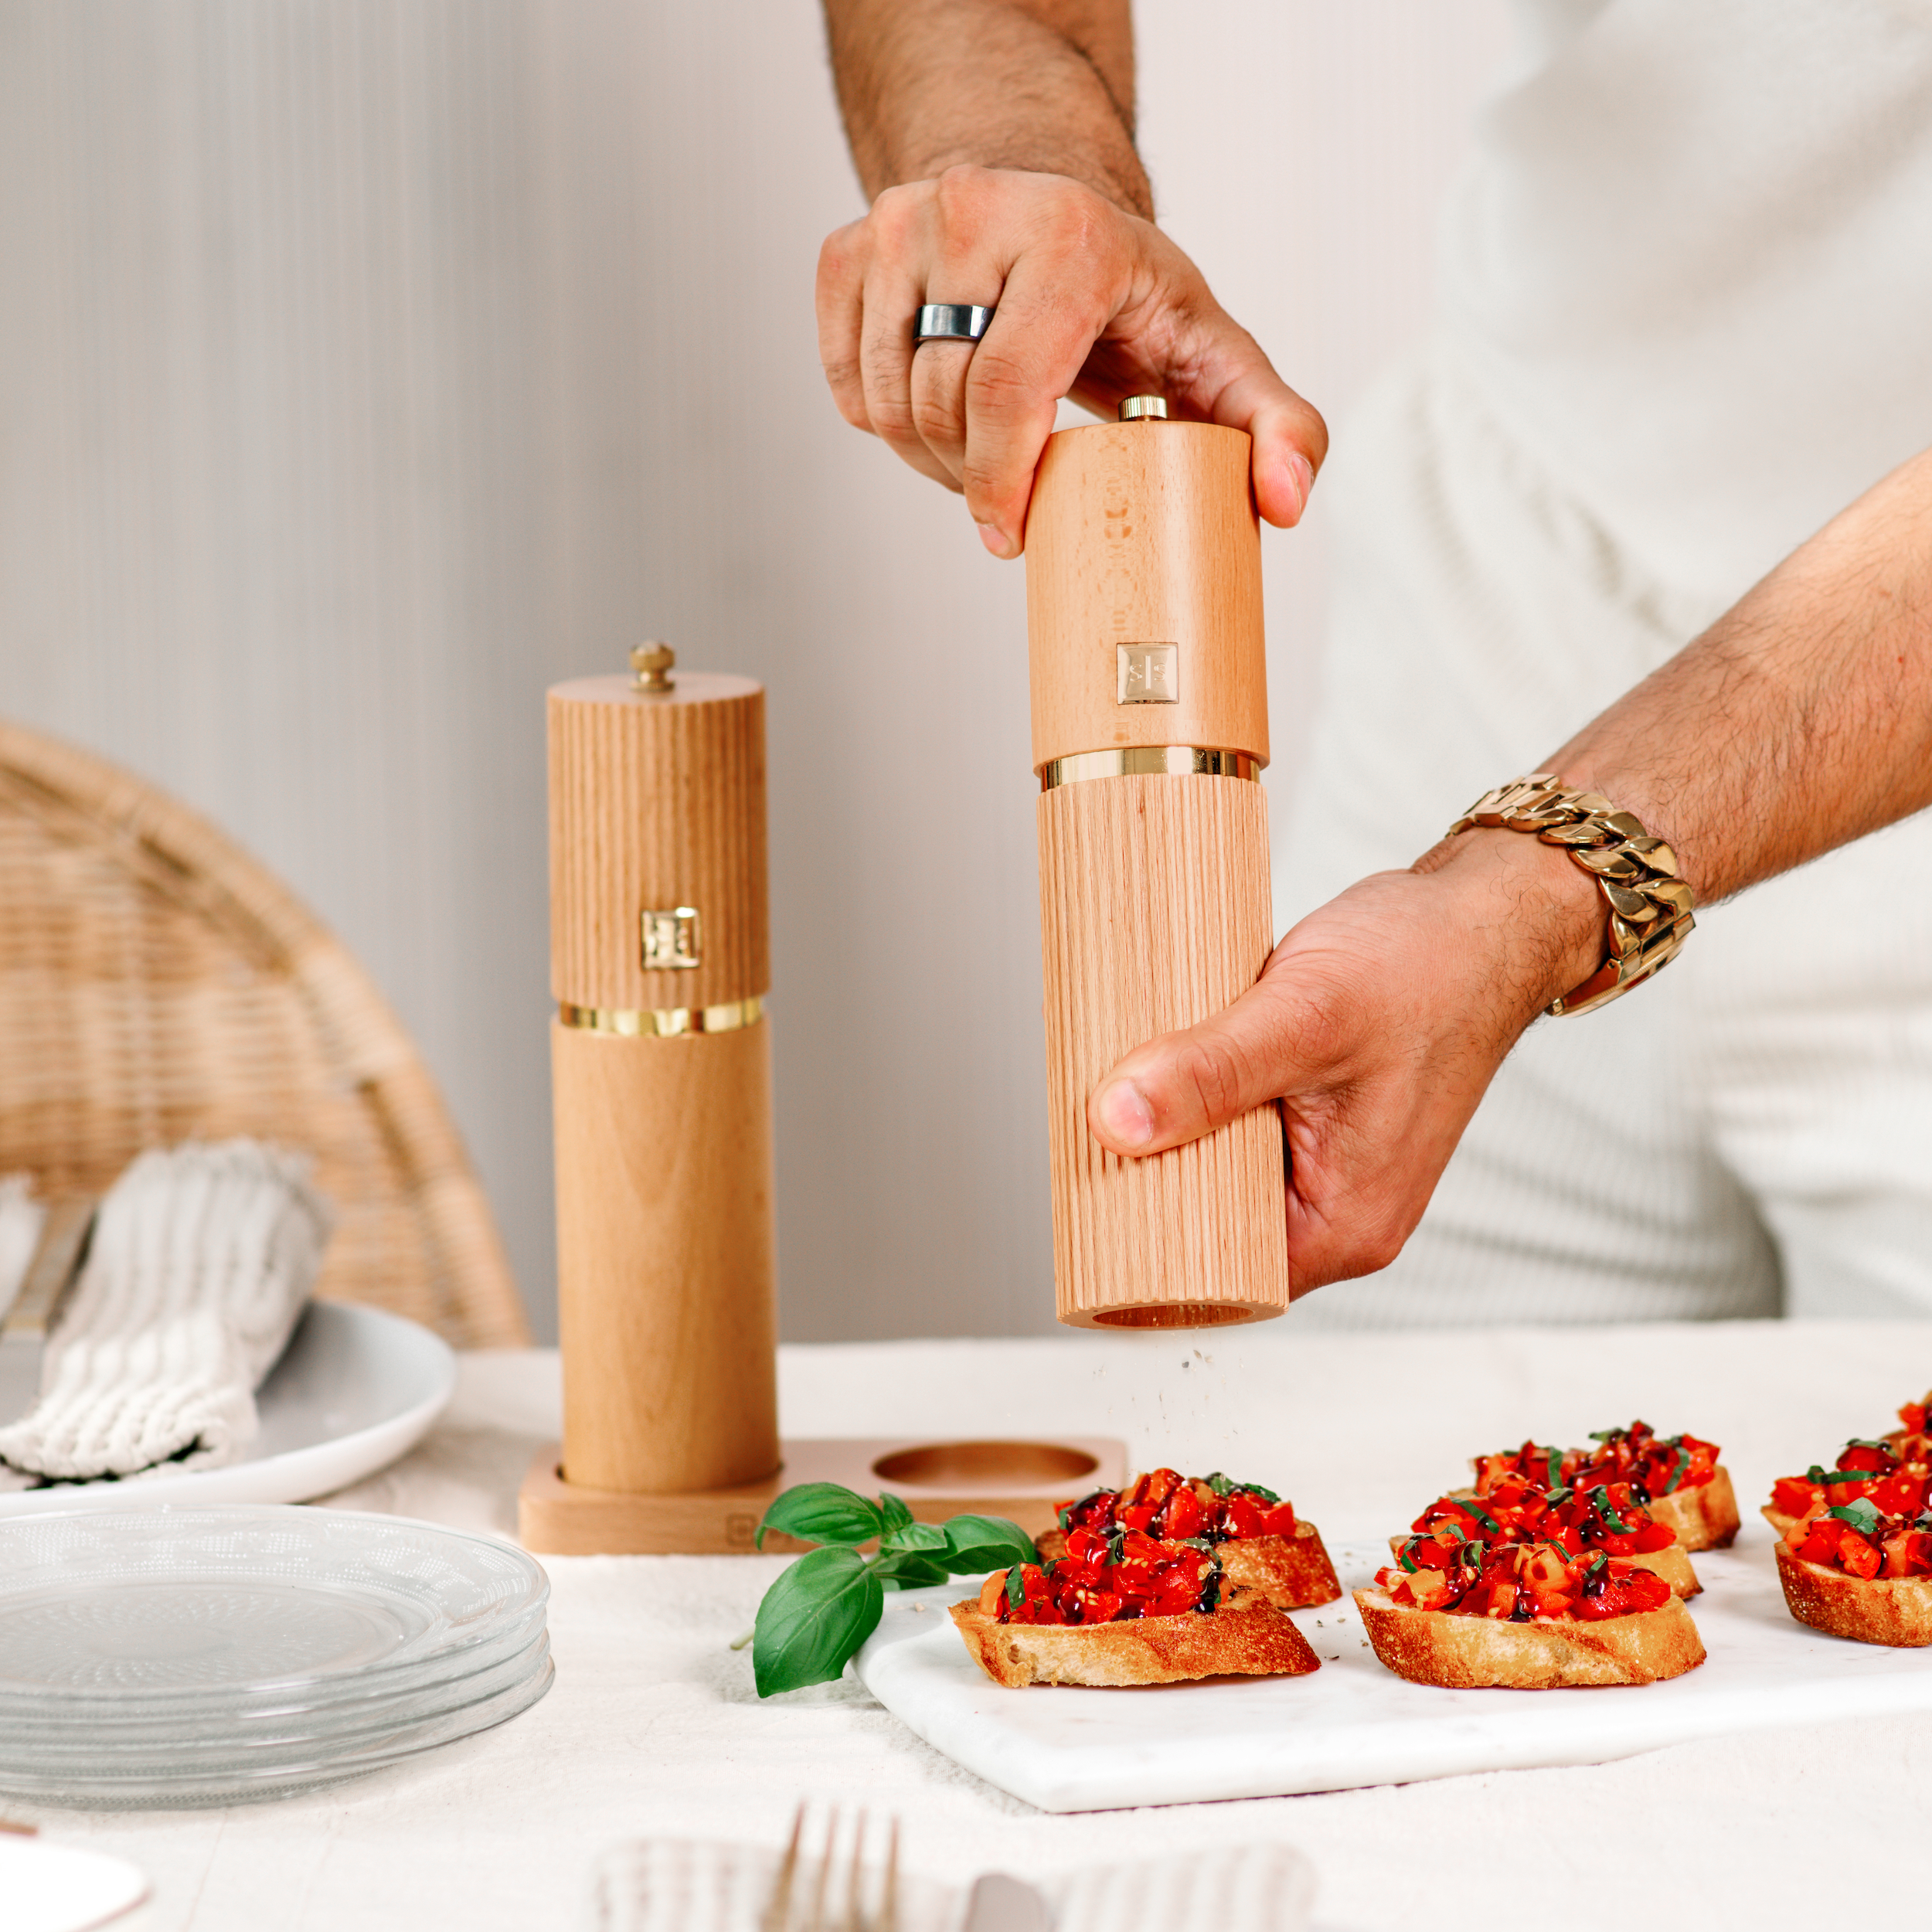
[854,1522,1932,1812]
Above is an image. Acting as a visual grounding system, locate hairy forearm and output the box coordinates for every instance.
[823,0,1151,215]
[1551,446,1932,905]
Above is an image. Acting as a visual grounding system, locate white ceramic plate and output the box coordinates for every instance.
[0,1835,149,1932]
[855,1524,1932,1811]
[0,1302,454,1516]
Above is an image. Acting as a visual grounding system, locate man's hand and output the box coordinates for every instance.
[819,0,1325,556]
[817,167,1326,557]
[1087,832,1604,1296]
[1090,442,1932,1292]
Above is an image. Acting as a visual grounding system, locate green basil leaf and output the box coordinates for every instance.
[1660,1446,1691,1496]
[1457,1497,1501,1533]
[1545,1447,1563,1493]
[876,1493,915,1533]
[1588,1427,1622,1444]
[755,1483,886,1552]
[751,1546,885,1696]
[1005,1564,1026,1609]
[878,1518,948,1555]
[1830,1498,1883,1536]
[1227,1479,1281,1505]
[1205,1471,1236,1498]
[1846,1438,1894,1453]
[869,1551,951,1590]
[1821,1469,1884,1485]
[939,1515,1036,1574]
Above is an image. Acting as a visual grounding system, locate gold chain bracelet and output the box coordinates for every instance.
[1447,774,1696,1018]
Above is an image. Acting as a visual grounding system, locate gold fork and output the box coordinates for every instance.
[760,1805,898,1932]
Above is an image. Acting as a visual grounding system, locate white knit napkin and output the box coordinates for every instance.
[0,1141,332,1487]
[586,1840,1315,1932]
[0,1173,46,1324]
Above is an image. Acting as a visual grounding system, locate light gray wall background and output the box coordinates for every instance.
[0,1,1509,1343]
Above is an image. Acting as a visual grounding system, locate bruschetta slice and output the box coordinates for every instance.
[1770,1444,1932,1645]
[1475,1421,1739,1551]
[1357,1537,1704,1689]
[951,1527,1321,1688]
[1035,1468,1341,1611]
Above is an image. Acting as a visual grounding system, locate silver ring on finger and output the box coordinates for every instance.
[913,302,995,347]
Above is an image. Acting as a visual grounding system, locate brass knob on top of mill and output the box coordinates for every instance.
[546,645,778,1498]
[1025,400,1291,1328]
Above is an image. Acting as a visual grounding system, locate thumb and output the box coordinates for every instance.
[1087,975,1308,1158]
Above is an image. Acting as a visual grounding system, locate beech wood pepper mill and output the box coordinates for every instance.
[545,645,780,1499]
[1026,397,1291,1328]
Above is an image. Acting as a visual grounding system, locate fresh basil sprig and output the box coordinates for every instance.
[748,1483,1036,1697]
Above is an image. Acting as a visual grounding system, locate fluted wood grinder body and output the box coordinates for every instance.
[546,648,779,1497]
[1025,398,1291,1328]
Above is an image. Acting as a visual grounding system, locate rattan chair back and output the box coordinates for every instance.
[0,719,527,1348]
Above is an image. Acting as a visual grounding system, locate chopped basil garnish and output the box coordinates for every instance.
[1829,1498,1883,1536]
[1005,1564,1026,1608]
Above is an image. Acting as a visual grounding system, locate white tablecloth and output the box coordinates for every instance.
[15,1320,1932,1931]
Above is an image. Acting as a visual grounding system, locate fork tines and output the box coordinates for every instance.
[761,1804,899,1932]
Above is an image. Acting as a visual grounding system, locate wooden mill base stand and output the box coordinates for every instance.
[517,1435,1126,1556]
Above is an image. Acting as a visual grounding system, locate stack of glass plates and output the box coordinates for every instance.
[0,1505,553,1808]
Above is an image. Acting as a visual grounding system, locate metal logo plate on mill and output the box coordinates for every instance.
[641,906,702,971]
[1116,642,1179,705]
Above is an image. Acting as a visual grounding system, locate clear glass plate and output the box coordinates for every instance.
[0,1506,546,1706]
[0,1652,556,1809]
[0,1599,549,1729]
[0,1630,551,1762]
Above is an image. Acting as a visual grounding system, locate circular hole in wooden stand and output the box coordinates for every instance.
[1090,1303,1256,1328]
[871,1440,1100,1488]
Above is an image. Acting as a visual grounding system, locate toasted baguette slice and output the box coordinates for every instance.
[1646,1468,1740,1550]
[1385,1536,1701,1600]
[1775,1543,1932,1647]
[1353,1587,1705,1688]
[1035,1521,1342,1611]
[949,1599,1321,1689]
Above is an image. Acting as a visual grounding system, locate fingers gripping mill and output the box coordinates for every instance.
[520,647,1124,1555]
[1026,397,1291,1328]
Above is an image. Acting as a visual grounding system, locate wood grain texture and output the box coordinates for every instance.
[548,673,768,1012]
[518,1434,1127,1556]
[1026,420,1267,770]
[552,1014,778,1492]
[1036,774,1290,1327]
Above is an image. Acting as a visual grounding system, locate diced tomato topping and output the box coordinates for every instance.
[1049,1469,1301,1551]
[1771,1476,1821,1518]
[998,1519,1220,1626]
[1160,1484,1206,1539]
[1477,1423,1719,1502]
[1838,1529,1883,1580]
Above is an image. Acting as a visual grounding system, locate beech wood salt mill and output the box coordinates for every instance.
[545,648,780,1505]
[1026,397,1291,1328]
